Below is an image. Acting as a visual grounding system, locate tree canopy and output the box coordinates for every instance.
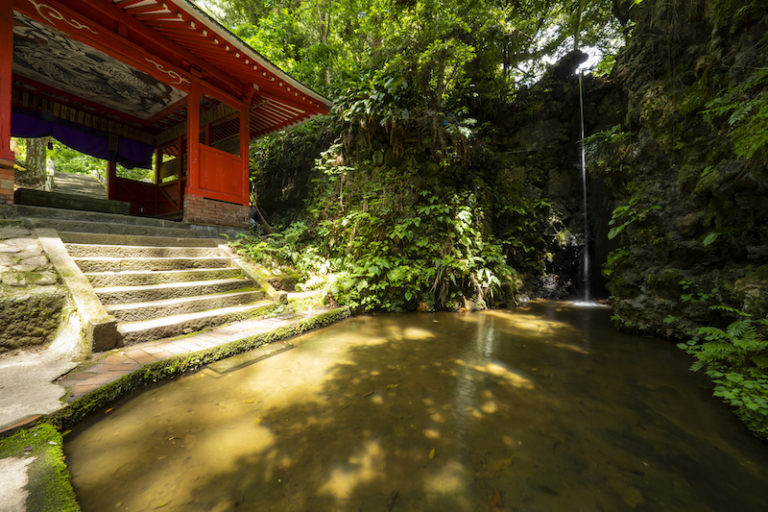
[205,0,623,104]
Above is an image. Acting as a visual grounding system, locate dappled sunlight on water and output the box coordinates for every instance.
[65,301,768,511]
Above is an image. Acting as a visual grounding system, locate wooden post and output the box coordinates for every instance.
[0,0,16,204]
[154,148,161,185]
[106,159,117,200]
[106,133,118,200]
[239,105,250,206]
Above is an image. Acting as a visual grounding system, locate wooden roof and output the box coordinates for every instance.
[11,0,331,142]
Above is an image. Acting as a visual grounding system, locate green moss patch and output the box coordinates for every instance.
[0,290,66,351]
[0,423,79,512]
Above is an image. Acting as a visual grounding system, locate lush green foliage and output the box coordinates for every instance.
[322,192,514,311]
[222,0,625,311]
[48,141,103,176]
[208,0,621,100]
[678,306,768,439]
[234,190,515,312]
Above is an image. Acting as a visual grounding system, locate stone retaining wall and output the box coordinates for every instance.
[0,222,65,352]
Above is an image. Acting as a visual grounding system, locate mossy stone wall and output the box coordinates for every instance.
[0,222,65,351]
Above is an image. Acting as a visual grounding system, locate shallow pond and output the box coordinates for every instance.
[65,301,768,511]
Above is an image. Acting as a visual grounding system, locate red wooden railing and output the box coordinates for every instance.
[198,144,245,205]
[111,177,183,217]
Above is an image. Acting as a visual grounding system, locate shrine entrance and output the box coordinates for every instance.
[0,0,330,226]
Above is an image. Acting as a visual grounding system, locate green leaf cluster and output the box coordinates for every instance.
[607,196,660,240]
[322,191,514,311]
[677,306,768,439]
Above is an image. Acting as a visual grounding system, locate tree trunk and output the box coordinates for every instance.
[23,137,49,186]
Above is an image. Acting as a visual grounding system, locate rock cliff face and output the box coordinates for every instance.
[495,52,621,300]
[595,0,768,336]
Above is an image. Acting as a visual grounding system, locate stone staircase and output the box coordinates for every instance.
[52,171,106,197]
[18,205,274,348]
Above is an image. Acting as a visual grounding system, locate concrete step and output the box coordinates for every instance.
[65,243,222,259]
[59,232,220,248]
[85,267,243,287]
[14,188,130,215]
[118,300,277,345]
[105,290,266,322]
[26,218,196,238]
[53,172,106,197]
[95,278,254,304]
[73,256,232,273]
[16,204,190,230]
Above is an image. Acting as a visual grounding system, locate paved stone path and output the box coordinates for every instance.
[60,311,323,400]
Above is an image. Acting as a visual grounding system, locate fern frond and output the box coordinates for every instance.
[710,304,751,317]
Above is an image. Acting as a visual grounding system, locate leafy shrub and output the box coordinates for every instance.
[320,191,514,311]
[231,221,334,281]
[234,191,515,312]
[678,306,768,439]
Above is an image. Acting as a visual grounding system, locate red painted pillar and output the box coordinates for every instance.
[177,136,184,210]
[0,1,16,204]
[186,80,201,197]
[239,105,250,206]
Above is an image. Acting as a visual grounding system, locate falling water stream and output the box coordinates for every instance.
[65,302,768,511]
[578,71,590,301]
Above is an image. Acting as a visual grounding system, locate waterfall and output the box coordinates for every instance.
[578,71,590,301]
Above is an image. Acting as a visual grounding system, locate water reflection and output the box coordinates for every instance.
[65,301,768,511]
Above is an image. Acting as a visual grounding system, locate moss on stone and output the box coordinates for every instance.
[0,290,66,351]
[0,423,80,512]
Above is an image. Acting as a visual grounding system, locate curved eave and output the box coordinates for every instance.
[113,0,331,136]
[172,0,330,109]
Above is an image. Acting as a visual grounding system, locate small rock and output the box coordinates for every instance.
[3,238,39,251]
[20,256,48,268]
[11,264,37,272]
[0,246,21,253]
[29,271,57,286]
[0,254,17,266]
[17,250,43,260]
[0,227,31,239]
[2,272,27,287]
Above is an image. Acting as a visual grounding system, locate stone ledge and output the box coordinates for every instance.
[46,307,350,430]
[35,228,117,352]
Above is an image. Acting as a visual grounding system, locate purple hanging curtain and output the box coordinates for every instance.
[117,137,153,170]
[11,108,152,169]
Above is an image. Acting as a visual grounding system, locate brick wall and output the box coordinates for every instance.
[183,195,250,227]
[0,166,13,205]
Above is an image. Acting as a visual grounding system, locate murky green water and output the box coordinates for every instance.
[65,301,768,511]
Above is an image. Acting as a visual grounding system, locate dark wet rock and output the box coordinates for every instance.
[594,0,768,336]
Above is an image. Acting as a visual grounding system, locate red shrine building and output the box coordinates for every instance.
[0,0,330,226]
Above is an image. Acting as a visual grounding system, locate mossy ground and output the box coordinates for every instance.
[0,423,79,512]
